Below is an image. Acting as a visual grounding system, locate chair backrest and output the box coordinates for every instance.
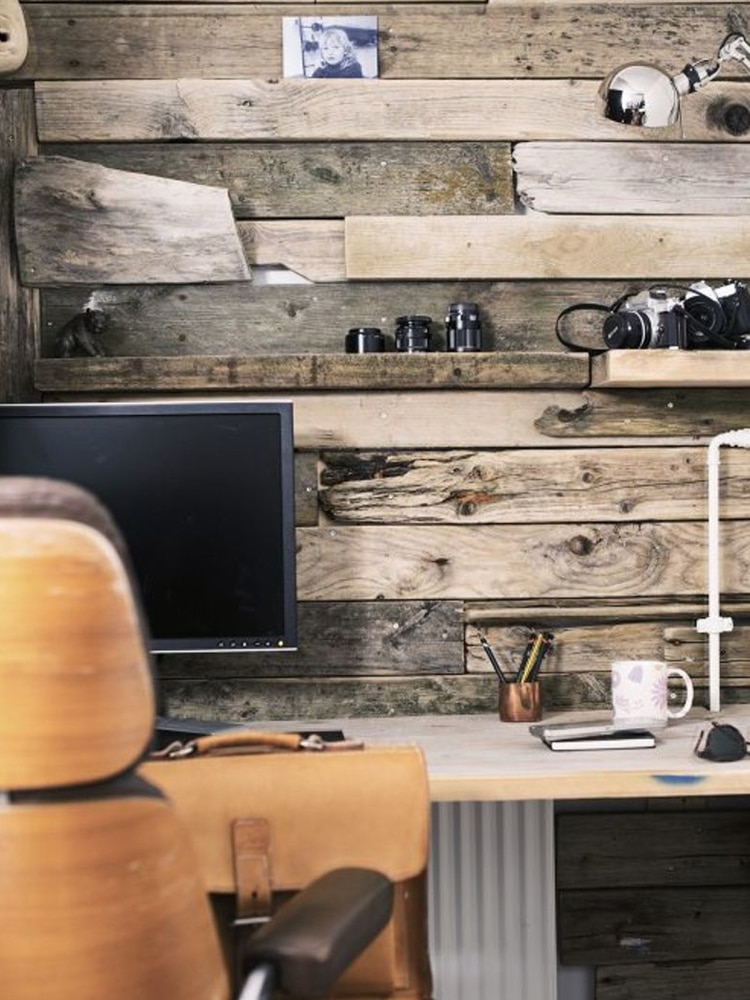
[0,477,229,1000]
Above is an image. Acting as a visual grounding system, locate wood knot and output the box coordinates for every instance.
[567,535,593,556]
[707,98,750,135]
[723,102,750,135]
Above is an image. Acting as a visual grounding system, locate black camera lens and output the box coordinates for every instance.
[603,311,651,349]
[395,315,432,353]
[446,302,482,352]
[345,327,385,354]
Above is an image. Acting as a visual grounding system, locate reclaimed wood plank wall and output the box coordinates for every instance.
[4,1,750,726]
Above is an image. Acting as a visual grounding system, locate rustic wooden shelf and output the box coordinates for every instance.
[34,352,588,393]
[591,350,750,388]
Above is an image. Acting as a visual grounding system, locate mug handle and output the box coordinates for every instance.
[666,667,694,718]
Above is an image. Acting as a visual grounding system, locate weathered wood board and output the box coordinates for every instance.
[597,959,750,1000]
[557,810,750,889]
[345,214,750,279]
[592,350,750,387]
[14,6,750,81]
[157,600,465,678]
[514,142,750,214]
[36,279,639,356]
[559,886,750,964]
[14,155,249,284]
[44,141,515,218]
[240,221,344,281]
[319,446,750,524]
[294,521,750,602]
[0,90,38,402]
[34,353,589,393]
[33,388,750,449]
[159,673,500,721]
[34,79,750,142]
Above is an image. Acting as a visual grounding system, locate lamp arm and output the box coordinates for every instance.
[671,32,750,98]
[718,32,750,72]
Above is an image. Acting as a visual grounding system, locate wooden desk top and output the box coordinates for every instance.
[250,707,750,803]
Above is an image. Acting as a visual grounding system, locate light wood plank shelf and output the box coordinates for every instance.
[591,350,750,388]
[34,352,588,393]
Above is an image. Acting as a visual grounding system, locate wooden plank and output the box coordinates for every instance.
[467,621,665,677]
[592,350,750,387]
[319,446,750,524]
[37,280,632,357]
[15,6,750,80]
[160,674,499,722]
[514,142,750,215]
[597,959,750,1000]
[559,886,750,964]
[33,78,611,142]
[665,626,750,675]
[466,599,750,622]
[557,810,750,890]
[240,221,344,282]
[43,142,515,217]
[0,90,39,402]
[34,390,750,450]
[34,353,589,393]
[14,155,249,285]
[158,669,651,721]
[157,600,464,678]
[34,78,750,143]
[295,521,750,602]
[294,452,318,528]
[345,214,750,279]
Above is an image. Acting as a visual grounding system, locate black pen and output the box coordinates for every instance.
[480,634,508,683]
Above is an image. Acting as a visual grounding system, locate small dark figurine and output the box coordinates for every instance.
[54,308,107,358]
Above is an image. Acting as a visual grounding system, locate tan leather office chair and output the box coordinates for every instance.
[0,477,396,1000]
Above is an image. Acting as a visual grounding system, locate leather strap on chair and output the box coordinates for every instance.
[232,818,273,922]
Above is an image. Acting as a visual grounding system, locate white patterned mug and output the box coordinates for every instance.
[611,660,694,728]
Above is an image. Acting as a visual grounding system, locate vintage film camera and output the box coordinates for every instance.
[556,280,750,352]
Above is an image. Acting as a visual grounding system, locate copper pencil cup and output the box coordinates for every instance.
[499,682,542,723]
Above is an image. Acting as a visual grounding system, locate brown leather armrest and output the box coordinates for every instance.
[242,868,393,998]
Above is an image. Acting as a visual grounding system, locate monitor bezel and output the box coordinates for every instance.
[0,399,298,655]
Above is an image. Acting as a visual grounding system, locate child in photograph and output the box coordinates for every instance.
[312,27,364,78]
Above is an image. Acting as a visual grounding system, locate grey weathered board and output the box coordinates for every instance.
[13,6,750,82]
[514,142,750,214]
[14,155,249,285]
[33,79,750,142]
[43,142,515,218]
[0,90,38,402]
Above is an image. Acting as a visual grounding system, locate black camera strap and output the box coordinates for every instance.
[555,303,614,355]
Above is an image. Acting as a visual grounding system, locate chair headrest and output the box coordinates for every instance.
[0,478,155,791]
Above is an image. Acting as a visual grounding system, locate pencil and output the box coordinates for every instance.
[480,635,508,684]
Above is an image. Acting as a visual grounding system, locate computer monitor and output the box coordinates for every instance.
[0,400,297,654]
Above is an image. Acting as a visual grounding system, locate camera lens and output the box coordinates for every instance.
[395,315,432,353]
[345,327,385,354]
[446,302,482,352]
[603,311,651,349]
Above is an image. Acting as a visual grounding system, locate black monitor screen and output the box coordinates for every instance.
[0,401,297,654]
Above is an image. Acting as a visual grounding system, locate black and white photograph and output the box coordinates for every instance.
[282,17,378,79]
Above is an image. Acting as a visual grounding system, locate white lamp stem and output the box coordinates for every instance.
[696,429,750,713]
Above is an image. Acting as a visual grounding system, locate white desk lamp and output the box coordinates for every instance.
[696,429,750,712]
[600,33,750,127]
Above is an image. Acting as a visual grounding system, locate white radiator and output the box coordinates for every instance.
[428,800,557,1000]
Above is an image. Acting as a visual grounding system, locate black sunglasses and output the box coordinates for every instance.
[694,722,750,762]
